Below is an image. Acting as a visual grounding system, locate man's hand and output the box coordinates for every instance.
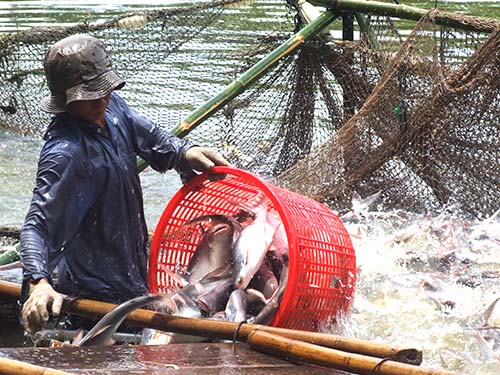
[22,279,64,333]
[185,146,229,173]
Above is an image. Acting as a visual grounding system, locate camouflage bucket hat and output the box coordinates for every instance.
[40,34,125,114]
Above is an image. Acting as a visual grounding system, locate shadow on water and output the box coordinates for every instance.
[0,261,27,348]
[0,293,27,348]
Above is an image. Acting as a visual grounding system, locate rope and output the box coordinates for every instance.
[368,358,393,375]
[232,320,246,352]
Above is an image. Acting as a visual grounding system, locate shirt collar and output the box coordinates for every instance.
[57,112,110,137]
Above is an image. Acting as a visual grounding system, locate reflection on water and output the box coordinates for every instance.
[0,135,41,226]
[0,1,189,32]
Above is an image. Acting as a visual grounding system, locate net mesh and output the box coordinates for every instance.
[277,11,500,218]
[0,1,499,218]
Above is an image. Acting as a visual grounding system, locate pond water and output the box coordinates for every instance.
[0,1,499,374]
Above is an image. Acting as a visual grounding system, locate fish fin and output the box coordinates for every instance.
[162,266,189,287]
[481,297,500,327]
[157,294,180,315]
[87,327,116,346]
[78,294,164,346]
[78,325,113,346]
[228,192,267,214]
[474,330,498,361]
[71,329,85,346]
[246,288,267,304]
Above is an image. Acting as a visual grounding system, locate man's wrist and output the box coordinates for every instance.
[29,277,49,289]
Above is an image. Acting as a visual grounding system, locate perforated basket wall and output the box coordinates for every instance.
[149,166,356,331]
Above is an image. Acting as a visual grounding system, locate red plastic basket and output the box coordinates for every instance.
[149,166,356,331]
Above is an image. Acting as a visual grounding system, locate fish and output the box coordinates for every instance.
[247,262,279,299]
[471,297,500,355]
[351,190,382,217]
[184,214,242,282]
[140,301,232,346]
[177,265,234,301]
[140,302,206,345]
[421,275,456,310]
[267,219,288,262]
[196,277,235,314]
[76,294,165,347]
[232,194,281,289]
[225,289,247,323]
[154,194,289,332]
[474,331,499,362]
[252,257,289,325]
[141,327,208,345]
[168,289,203,317]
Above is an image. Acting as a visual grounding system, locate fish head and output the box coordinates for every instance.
[206,222,236,267]
[185,214,241,282]
[206,222,233,244]
[234,274,248,289]
[234,209,255,227]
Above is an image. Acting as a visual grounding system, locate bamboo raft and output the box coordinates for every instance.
[0,343,348,375]
[0,280,460,375]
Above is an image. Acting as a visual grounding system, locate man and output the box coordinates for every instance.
[20,34,229,333]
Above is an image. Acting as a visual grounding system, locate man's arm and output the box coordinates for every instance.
[20,147,97,332]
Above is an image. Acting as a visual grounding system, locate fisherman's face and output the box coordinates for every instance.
[66,94,111,126]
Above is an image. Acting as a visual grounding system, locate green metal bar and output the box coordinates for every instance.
[0,247,20,266]
[309,0,500,33]
[354,12,380,50]
[137,9,340,172]
[172,10,339,138]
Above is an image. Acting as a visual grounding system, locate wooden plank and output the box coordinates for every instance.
[0,343,348,374]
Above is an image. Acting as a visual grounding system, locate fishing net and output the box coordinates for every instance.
[0,1,499,218]
[277,11,500,218]
[0,0,294,136]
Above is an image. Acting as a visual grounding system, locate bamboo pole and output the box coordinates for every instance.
[171,9,338,138]
[0,248,20,266]
[0,280,420,365]
[136,8,340,172]
[0,357,76,375]
[354,11,380,50]
[247,330,459,375]
[135,0,500,173]
[309,0,500,33]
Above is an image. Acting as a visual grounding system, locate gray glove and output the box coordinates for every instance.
[185,146,229,174]
[22,279,64,333]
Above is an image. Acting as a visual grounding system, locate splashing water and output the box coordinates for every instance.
[324,205,500,374]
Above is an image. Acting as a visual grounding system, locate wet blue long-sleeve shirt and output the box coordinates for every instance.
[20,92,194,303]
